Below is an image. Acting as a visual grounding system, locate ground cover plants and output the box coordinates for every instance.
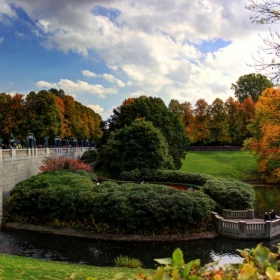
[181,151,259,180]
[0,253,153,280]
[1,243,280,279]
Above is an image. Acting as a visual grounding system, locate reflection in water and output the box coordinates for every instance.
[1,229,280,269]
[1,187,280,268]
[254,187,280,219]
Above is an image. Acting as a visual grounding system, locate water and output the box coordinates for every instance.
[1,186,280,269]
[1,228,280,269]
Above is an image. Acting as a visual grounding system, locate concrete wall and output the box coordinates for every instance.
[0,147,89,222]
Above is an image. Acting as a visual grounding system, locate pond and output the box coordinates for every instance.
[1,186,280,269]
[1,228,279,269]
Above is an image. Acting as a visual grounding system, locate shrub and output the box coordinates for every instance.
[81,150,98,162]
[121,169,212,185]
[114,255,142,268]
[4,177,216,234]
[202,178,255,210]
[39,156,92,173]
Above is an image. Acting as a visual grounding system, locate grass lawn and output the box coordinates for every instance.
[0,254,153,280]
[181,151,260,181]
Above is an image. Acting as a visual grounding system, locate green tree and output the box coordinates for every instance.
[106,96,188,169]
[100,120,173,176]
[25,90,61,144]
[231,73,273,103]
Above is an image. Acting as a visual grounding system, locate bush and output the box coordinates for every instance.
[4,176,216,234]
[202,178,255,210]
[81,150,98,162]
[39,156,92,173]
[121,169,212,186]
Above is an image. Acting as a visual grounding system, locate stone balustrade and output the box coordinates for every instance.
[212,210,280,239]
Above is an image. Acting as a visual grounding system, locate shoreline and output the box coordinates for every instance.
[2,222,219,242]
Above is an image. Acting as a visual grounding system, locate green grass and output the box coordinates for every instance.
[0,254,153,280]
[181,151,260,181]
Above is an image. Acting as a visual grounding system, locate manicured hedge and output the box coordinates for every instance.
[121,169,212,186]
[120,169,255,210]
[202,178,255,210]
[4,171,216,234]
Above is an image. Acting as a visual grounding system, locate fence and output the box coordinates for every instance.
[189,146,242,151]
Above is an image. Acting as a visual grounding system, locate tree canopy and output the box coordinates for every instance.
[100,120,173,176]
[244,87,280,182]
[231,73,273,103]
[104,96,188,169]
[0,89,102,146]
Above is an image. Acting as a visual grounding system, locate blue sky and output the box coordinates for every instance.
[0,0,270,120]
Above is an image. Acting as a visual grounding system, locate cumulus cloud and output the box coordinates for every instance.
[82,70,125,87]
[2,0,273,113]
[36,79,117,98]
[87,104,104,114]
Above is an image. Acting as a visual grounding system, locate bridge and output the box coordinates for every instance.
[212,209,280,240]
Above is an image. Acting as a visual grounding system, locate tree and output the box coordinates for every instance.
[25,90,62,144]
[231,73,273,103]
[209,98,230,145]
[244,87,280,182]
[246,0,280,81]
[106,96,188,169]
[192,99,211,145]
[100,120,173,176]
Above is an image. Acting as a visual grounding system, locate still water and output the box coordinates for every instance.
[0,186,280,269]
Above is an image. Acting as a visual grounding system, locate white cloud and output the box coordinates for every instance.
[87,104,104,114]
[0,37,4,42]
[82,70,125,87]
[82,70,97,77]
[2,0,275,117]
[36,78,117,98]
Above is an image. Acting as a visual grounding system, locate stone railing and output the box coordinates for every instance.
[212,210,280,240]
[0,147,91,158]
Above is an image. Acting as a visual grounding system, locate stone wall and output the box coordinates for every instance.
[0,147,90,225]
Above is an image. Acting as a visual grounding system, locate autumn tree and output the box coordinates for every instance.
[224,97,246,145]
[231,73,273,103]
[244,87,280,182]
[246,0,280,81]
[209,98,230,145]
[192,99,211,145]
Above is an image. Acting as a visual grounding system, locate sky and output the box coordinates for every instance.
[0,0,272,120]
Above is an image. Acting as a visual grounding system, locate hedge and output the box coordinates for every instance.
[4,171,216,234]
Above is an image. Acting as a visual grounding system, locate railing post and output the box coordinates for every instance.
[265,221,272,239]
[248,209,254,219]
[45,147,49,155]
[10,148,16,157]
[223,209,232,219]
[238,221,247,238]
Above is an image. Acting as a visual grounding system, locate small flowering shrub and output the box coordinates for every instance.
[39,156,92,172]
